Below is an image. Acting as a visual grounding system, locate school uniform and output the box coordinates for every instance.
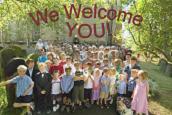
[10,75,33,103]
[34,72,52,112]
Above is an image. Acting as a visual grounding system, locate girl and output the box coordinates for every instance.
[100,68,110,109]
[109,68,117,104]
[51,70,62,112]
[131,70,149,115]
[92,68,101,105]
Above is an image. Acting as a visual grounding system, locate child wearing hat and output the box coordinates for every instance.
[61,67,74,112]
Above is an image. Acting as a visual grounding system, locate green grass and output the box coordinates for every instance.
[140,61,172,114]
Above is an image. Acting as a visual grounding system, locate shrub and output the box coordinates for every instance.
[0,48,16,69]
[9,45,26,58]
[27,53,39,63]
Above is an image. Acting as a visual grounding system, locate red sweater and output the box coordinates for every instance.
[49,64,64,75]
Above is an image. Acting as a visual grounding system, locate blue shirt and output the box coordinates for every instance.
[117,80,126,94]
[10,75,33,97]
[38,55,48,63]
[61,75,74,93]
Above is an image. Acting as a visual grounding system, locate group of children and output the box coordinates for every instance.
[0,44,149,115]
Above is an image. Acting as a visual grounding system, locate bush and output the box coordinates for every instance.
[0,48,16,69]
[9,45,26,58]
[27,53,39,63]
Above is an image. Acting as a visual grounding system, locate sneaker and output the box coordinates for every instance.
[66,107,70,113]
[60,105,66,112]
[105,105,109,109]
[53,106,57,112]
[56,104,60,110]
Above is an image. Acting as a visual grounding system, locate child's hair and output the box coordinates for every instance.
[109,68,116,76]
[138,70,148,80]
[131,69,138,75]
[115,59,122,66]
[103,68,109,74]
[53,70,59,75]
[119,74,125,80]
[131,56,137,61]
[25,58,34,65]
[65,66,72,71]
[38,63,46,68]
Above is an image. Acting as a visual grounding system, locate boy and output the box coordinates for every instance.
[34,63,52,114]
[61,67,74,112]
[72,61,85,111]
[84,62,94,107]
[0,65,34,115]
[127,69,138,98]
[51,70,61,112]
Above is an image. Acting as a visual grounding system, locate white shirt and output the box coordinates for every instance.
[28,68,33,77]
[51,79,61,95]
[84,71,94,89]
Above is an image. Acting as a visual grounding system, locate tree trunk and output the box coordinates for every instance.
[6,83,16,107]
[165,63,172,77]
[159,59,167,73]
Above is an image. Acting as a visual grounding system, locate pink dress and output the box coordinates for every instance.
[131,80,149,115]
[92,76,101,100]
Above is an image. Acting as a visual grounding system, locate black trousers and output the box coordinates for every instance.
[36,93,52,112]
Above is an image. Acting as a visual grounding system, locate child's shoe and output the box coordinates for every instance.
[53,106,57,112]
[56,104,60,110]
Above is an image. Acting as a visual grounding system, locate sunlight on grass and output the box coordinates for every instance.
[140,61,172,114]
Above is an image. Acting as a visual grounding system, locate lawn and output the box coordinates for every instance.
[0,62,172,115]
[140,61,172,115]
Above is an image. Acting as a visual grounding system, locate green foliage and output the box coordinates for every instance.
[126,0,172,62]
[0,48,16,68]
[27,53,39,63]
[9,45,27,58]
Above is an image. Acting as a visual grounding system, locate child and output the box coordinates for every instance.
[117,74,127,97]
[34,63,52,114]
[72,62,85,110]
[61,67,74,112]
[127,69,138,98]
[0,65,34,115]
[51,70,62,112]
[109,68,117,104]
[131,70,149,115]
[100,68,110,109]
[84,62,94,107]
[92,68,101,105]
